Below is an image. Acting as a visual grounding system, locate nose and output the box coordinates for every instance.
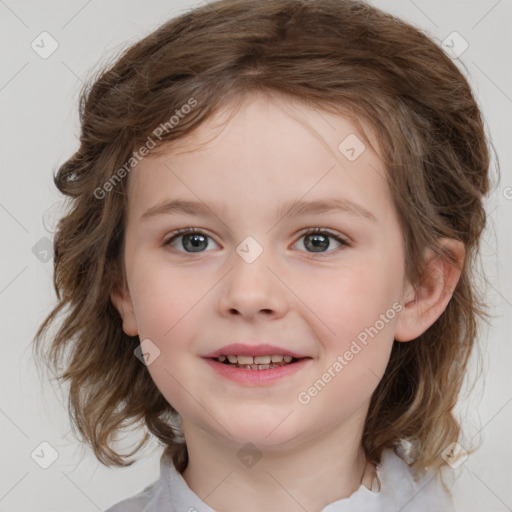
[217,249,289,321]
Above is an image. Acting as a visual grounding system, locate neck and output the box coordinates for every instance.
[180,414,372,512]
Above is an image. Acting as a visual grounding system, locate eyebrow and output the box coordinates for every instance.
[141,197,377,223]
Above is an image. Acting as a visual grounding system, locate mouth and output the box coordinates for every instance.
[204,354,312,385]
[202,343,312,384]
[210,354,301,370]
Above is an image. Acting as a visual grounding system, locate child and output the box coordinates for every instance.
[33,0,498,510]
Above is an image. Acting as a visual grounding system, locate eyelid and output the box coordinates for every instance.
[296,227,351,245]
[162,227,220,250]
[292,227,350,256]
[163,226,350,255]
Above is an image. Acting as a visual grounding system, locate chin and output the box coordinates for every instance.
[213,414,308,451]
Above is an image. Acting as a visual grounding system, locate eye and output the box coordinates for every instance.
[163,228,219,253]
[293,228,349,254]
[163,227,349,255]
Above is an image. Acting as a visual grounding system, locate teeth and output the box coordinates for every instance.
[217,354,296,365]
[226,362,287,370]
[254,355,271,364]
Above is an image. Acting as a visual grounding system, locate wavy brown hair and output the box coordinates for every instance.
[33,0,498,481]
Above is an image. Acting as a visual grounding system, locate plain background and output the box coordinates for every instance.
[0,0,511,510]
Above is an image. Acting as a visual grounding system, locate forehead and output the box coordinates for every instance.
[149,92,383,164]
[126,93,393,225]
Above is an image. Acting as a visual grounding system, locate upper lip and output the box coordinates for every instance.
[203,343,310,359]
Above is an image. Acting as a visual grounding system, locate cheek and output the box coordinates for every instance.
[128,252,202,339]
[296,305,397,423]
[128,263,207,413]
[291,257,401,346]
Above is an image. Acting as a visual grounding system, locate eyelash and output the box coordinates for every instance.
[162,227,350,255]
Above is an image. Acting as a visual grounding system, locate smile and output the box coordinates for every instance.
[215,354,296,370]
[204,355,312,385]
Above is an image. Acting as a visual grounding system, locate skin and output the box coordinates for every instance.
[111,92,464,512]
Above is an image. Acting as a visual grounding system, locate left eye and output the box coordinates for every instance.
[163,228,348,254]
[292,228,348,254]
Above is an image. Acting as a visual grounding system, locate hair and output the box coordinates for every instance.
[33,0,499,484]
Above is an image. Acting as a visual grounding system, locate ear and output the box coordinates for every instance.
[394,238,465,342]
[110,277,139,337]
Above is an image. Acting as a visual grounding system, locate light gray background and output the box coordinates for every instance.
[1,0,511,510]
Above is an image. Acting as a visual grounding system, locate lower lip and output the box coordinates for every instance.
[203,357,311,385]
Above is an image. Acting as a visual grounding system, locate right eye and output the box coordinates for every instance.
[163,228,220,253]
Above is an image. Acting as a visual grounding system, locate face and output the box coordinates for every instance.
[113,93,410,451]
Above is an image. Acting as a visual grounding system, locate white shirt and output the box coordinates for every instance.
[105,447,455,511]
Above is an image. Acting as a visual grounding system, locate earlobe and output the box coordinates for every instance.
[110,280,139,337]
[394,238,465,342]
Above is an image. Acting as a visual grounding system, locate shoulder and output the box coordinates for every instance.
[104,451,174,512]
[378,448,455,512]
[104,480,160,512]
